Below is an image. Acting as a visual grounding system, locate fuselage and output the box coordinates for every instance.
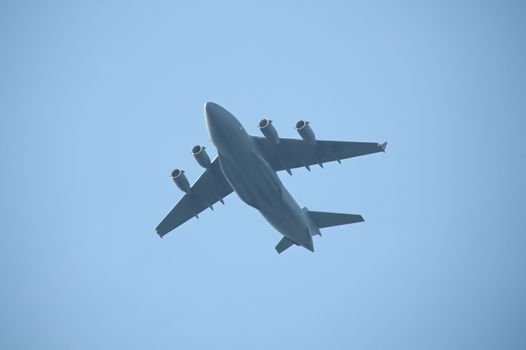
[204,102,314,251]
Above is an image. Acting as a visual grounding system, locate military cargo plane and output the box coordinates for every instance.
[156,102,387,253]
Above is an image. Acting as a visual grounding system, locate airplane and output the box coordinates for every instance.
[155,102,387,253]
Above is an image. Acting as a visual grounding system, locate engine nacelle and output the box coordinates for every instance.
[171,169,190,193]
[258,118,280,144]
[192,145,211,168]
[295,120,316,144]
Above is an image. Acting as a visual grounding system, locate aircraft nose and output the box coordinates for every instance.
[204,102,220,127]
[204,101,216,115]
[204,102,227,142]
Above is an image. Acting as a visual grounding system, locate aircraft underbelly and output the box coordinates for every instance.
[218,146,312,247]
[219,148,284,213]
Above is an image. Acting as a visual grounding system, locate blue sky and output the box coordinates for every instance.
[1,1,525,349]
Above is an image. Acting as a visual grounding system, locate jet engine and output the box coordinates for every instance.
[171,169,190,193]
[295,120,316,144]
[192,145,211,168]
[258,118,280,144]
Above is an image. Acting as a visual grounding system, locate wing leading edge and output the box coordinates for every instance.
[155,157,233,237]
[253,136,387,172]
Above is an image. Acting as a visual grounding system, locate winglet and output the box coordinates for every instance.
[380,142,388,152]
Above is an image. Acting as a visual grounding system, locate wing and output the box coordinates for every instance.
[155,156,233,237]
[253,137,387,173]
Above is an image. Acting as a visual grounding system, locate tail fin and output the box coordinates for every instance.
[308,210,364,228]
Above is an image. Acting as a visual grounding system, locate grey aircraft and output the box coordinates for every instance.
[156,102,387,253]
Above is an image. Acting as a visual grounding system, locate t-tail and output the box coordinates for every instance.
[274,208,364,254]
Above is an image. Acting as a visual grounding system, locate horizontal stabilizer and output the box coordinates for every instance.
[275,237,295,254]
[308,211,364,228]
